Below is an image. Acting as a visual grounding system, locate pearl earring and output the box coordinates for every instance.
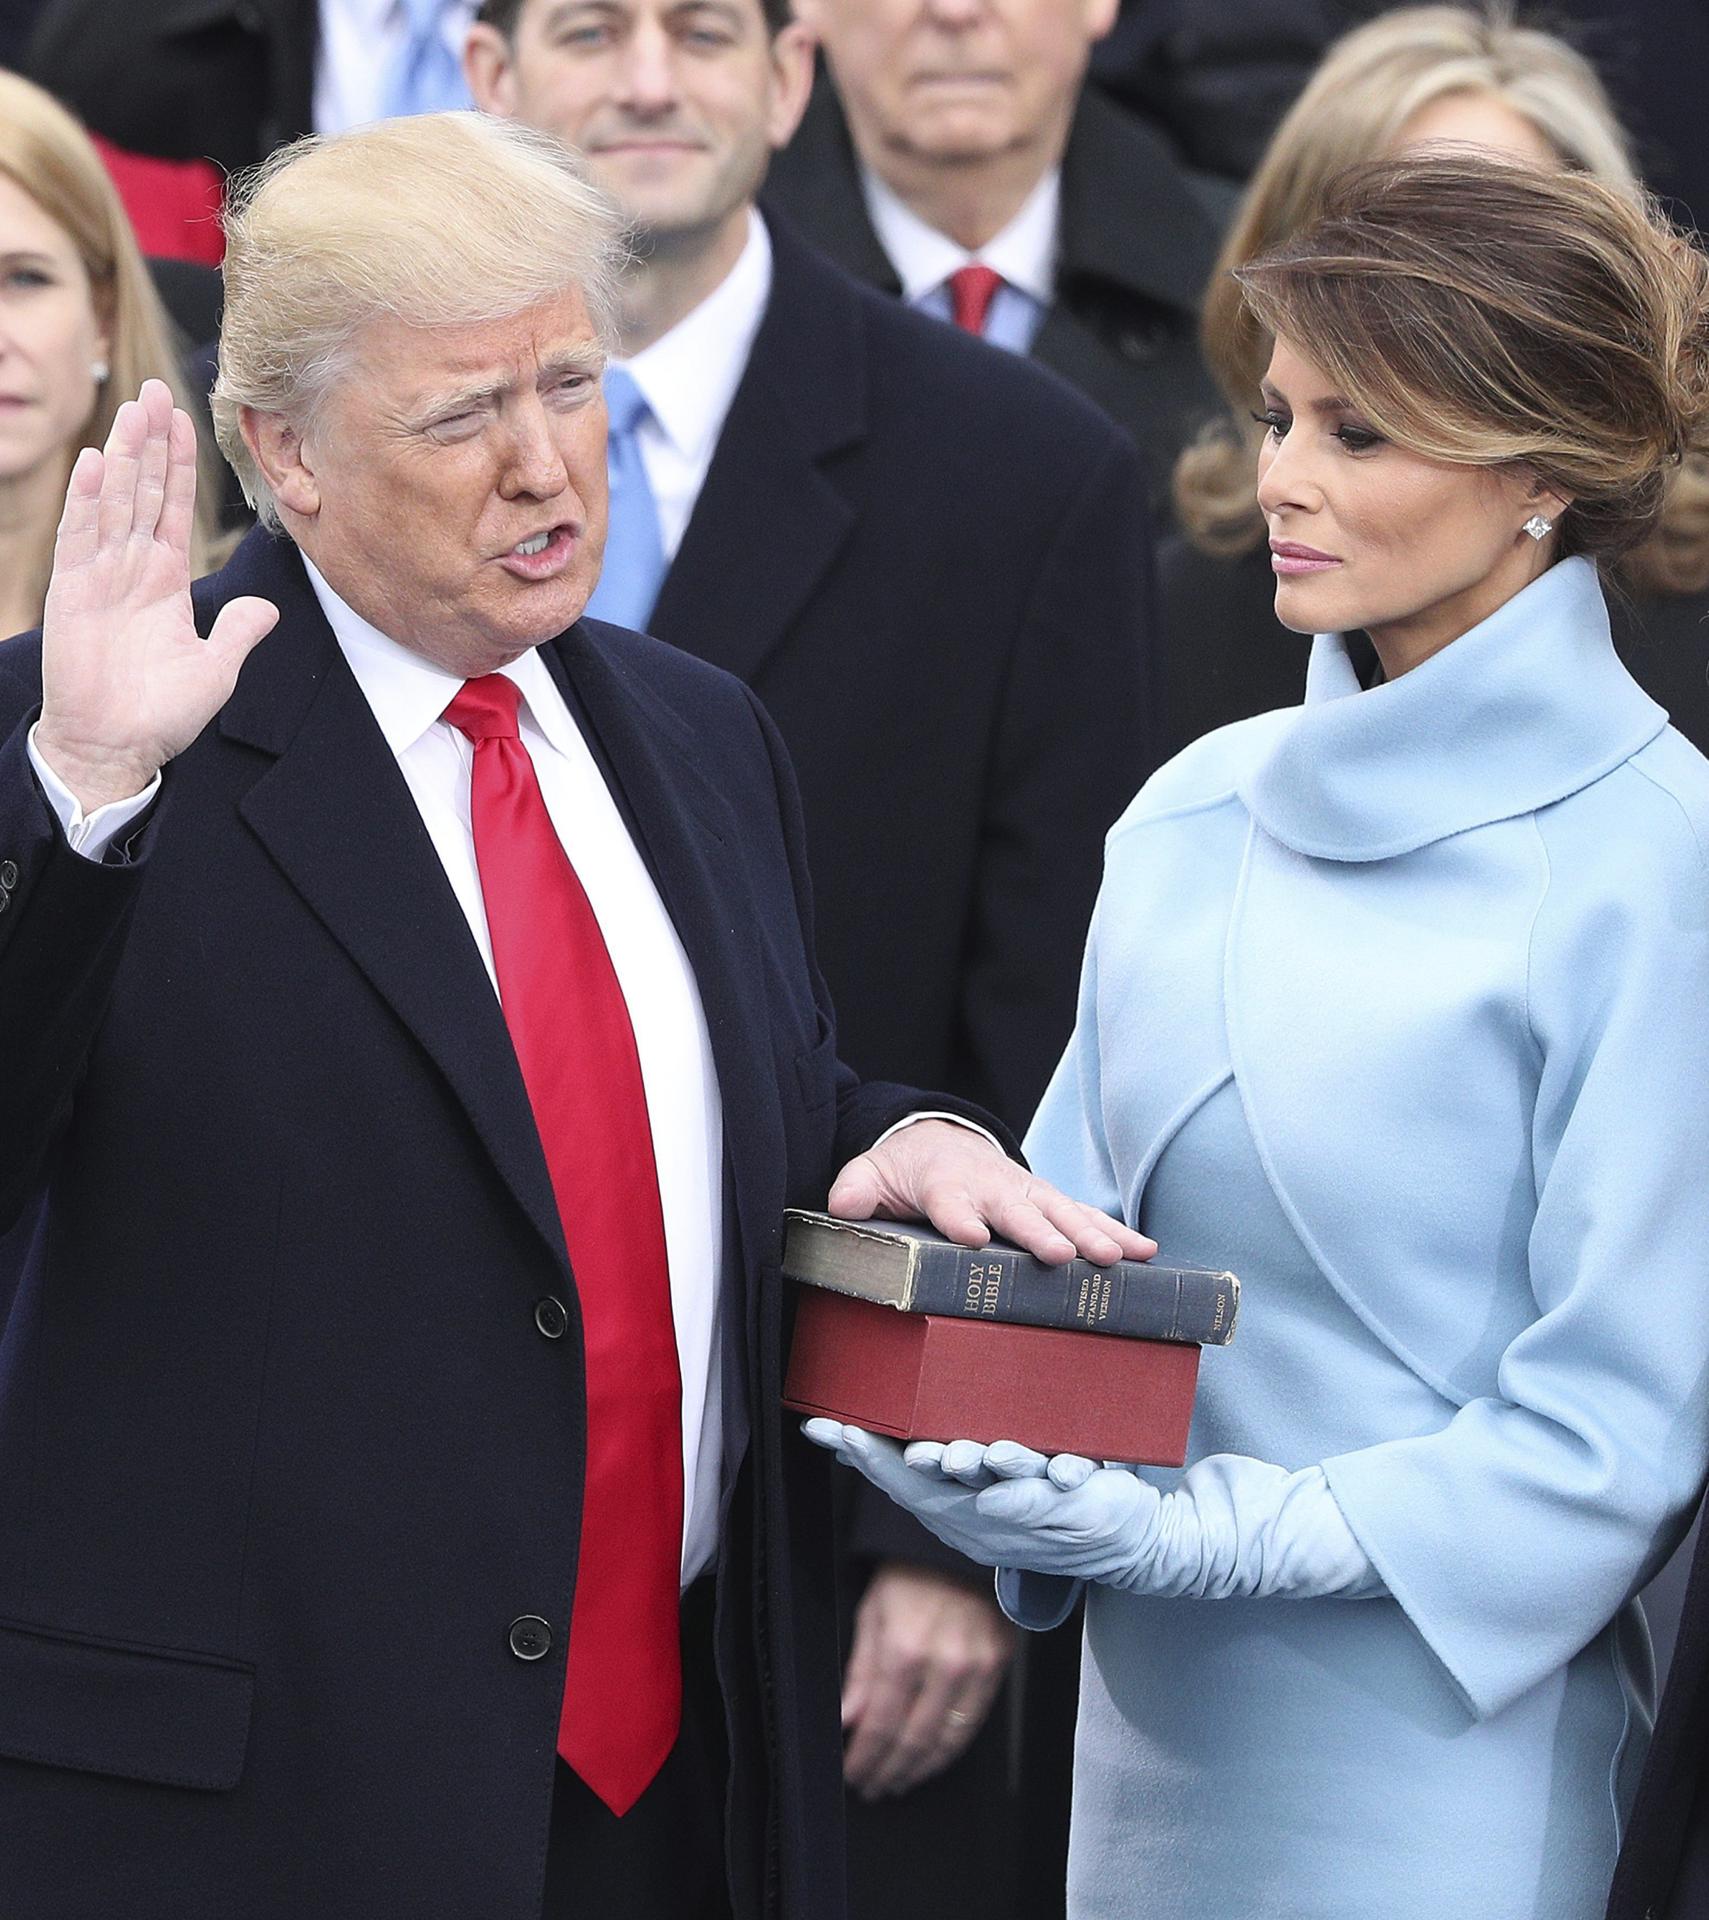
[1522,513,1554,542]
[90,358,110,386]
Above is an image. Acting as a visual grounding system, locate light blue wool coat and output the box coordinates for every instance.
[1014,557,1709,1917]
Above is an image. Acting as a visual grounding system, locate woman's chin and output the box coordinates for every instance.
[1270,579,1332,635]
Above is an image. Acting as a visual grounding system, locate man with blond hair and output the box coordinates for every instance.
[0,112,1145,1920]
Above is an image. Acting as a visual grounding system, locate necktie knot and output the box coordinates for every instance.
[948,263,1005,336]
[603,366,651,441]
[444,674,521,743]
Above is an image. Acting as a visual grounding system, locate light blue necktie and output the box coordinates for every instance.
[584,367,668,631]
[382,0,473,119]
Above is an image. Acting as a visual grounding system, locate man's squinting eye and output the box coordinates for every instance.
[427,410,484,441]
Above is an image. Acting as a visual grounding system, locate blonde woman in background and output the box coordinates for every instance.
[0,70,225,639]
[1155,3,1709,762]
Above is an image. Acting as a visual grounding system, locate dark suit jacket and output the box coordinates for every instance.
[0,527,995,1920]
[148,255,223,354]
[653,225,1154,1145]
[763,82,1224,499]
[27,0,315,171]
[1608,1500,1709,1917]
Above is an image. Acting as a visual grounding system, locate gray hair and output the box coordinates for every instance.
[212,112,629,529]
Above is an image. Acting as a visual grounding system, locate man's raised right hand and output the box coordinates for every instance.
[34,379,278,814]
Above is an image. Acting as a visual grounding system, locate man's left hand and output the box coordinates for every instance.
[840,1561,1017,1800]
[828,1119,1154,1265]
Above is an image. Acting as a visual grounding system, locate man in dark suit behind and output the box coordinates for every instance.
[0,109,1148,1920]
[763,0,1224,499]
[28,0,317,174]
[462,4,1155,1916]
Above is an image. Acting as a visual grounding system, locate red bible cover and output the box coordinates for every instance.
[783,1287,1200,1466]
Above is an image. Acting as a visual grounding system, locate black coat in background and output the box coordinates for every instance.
[1093,0,1709,235]
[764,81,1224,503]
[1091,0,1355,183]
[0,0,49,71]
[0,527,1007,1920]
[27,0,315,171]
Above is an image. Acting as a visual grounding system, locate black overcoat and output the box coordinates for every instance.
[0,528,986,1919]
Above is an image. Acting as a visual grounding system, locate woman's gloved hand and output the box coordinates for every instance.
[803,1421,1383,1601]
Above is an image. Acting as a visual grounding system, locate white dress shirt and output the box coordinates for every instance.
[313,0,478,135]
[612,208,774,560]
[30,569,729,1587]
[860,165,1059,355]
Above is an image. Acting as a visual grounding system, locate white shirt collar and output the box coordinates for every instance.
[614,208,773,466]
[300,552,581,763]
[859,165,1060,305]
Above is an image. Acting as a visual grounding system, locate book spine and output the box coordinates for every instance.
[904,1243,1234,1345]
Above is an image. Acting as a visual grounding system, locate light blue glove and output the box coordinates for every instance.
[803,1421,1385,1604]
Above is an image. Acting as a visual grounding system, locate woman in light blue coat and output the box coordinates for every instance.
[811,156,1709,1918]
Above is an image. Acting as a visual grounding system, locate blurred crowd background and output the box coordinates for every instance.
[0,2,1703,1916]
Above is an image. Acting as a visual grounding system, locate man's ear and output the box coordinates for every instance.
[464,21,520,115]
[766,20,819,152]
[241,407,321,520]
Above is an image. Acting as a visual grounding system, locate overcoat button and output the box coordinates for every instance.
[534,1296,568,1340]
[0,890,11,913]
[0,860,16,888]
[508,1615,552,1661]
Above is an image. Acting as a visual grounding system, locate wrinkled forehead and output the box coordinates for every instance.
[336,287,607,412]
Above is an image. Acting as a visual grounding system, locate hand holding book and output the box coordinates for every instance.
[803,1422,1384,1607]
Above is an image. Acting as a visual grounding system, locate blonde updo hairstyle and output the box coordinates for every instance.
[1234,157,1709,578]
[1171,3,1709,593]
[0,70,225,619]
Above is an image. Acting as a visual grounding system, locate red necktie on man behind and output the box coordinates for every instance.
[445,674,683,1819]
[948,263,1005,336]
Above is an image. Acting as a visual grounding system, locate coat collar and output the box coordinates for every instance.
[1241,557,1668,863]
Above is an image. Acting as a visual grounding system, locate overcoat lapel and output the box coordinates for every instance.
[649,228,862,686]
[211,534,570,1276]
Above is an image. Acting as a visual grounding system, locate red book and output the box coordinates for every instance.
[784,1286,1200,1467]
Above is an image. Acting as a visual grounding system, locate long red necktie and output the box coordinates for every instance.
[948,263,1004,336]
[445,674,683,1817]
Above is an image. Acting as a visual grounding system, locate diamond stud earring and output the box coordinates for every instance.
[1522,513,1554,541]
[90,358,110,385]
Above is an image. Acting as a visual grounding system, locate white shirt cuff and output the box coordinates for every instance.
[870,1110,1008,1157]
[27,724,161,862]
